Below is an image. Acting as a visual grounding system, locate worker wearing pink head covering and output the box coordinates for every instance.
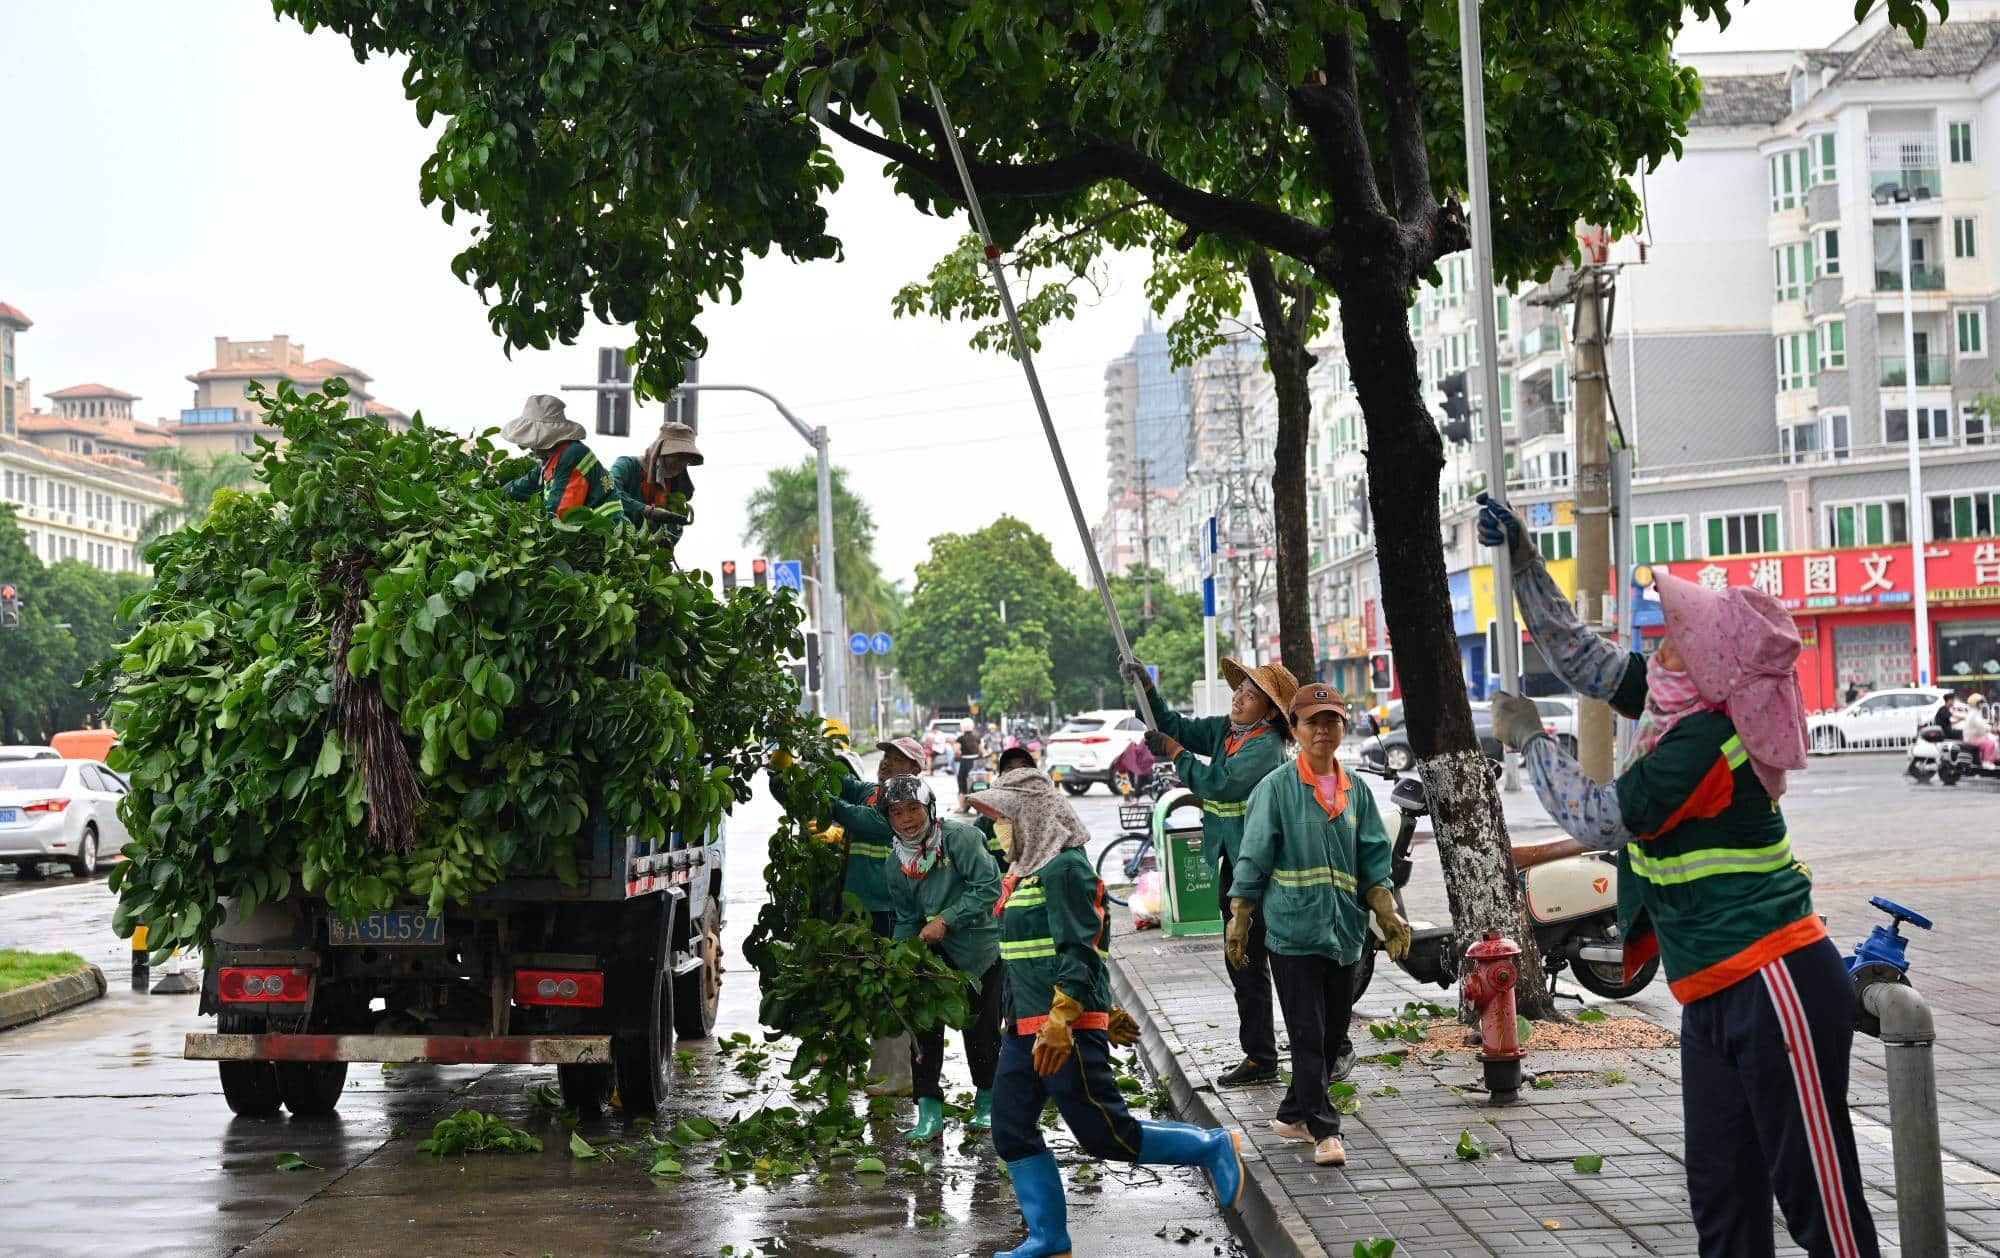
[1477,494,1877,1258]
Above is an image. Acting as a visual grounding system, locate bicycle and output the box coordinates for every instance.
[1095,764,1176,906]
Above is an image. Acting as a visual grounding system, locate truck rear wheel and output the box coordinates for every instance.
[673,895,722,1041]
[558,1064,611,1118]
[276,1062,348,1116]
[219,1061,283,1117]
[612,897,676,1116]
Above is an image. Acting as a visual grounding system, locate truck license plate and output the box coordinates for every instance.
[0,808,16,824]
[329,911,442,946]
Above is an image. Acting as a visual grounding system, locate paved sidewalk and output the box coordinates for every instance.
[1112,925,2000,1257]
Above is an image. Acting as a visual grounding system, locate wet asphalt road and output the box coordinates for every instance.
[0,774,1241,1258]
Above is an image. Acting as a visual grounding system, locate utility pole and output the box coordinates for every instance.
[1572,248,1616,783]
[1137,457,1154,628]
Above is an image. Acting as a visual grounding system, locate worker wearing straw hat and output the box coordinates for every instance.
[611,419,703,548]
[1122,656,1298,1088]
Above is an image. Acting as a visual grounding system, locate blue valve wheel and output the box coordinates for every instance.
[1868,896,1934,931]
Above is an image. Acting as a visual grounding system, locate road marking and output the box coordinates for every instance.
[0,878,112,903]
[1816,873,2000,891]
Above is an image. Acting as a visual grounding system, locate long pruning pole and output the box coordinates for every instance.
[926,84,1156,729]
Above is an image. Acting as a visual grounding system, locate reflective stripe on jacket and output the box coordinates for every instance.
[1229,756,1391,963]
[1137,684,1286,871]
[996,848,1111,1034]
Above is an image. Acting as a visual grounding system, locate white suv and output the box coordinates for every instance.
[1043,710,1148,795]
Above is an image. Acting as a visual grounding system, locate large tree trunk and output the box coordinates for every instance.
[1337,268,1557,1019]
[1247,252,1320,684]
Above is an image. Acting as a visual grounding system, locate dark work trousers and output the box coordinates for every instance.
[1269,952,1353,1141]
[990,1028,1144,1164]
[912,958,1005,1101]
[1216,855,1278,1065]
[1682,938,1879,1258]
[956,754,981,796]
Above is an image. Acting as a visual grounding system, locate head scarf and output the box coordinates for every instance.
[878,775,941,877]
[1624,653,1716,768]
[640,421,703,502]
[970,768,1090,878]
[1651,572,1808,799]
[500,395,585,452]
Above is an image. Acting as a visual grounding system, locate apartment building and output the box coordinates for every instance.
[0,304,180,574]
[172,334,411,459]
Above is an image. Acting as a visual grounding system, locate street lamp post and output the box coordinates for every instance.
[1892,189,1934,686]
[560,379,845,722]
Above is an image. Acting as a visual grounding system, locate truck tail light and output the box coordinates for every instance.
[22,798,70,813]
[218,967,311,1003]
[513,970,603,1008]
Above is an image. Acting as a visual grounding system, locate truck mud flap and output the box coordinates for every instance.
[185,1033,613,1064]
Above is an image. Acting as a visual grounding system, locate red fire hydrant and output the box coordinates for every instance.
[1462,929,1525,1099]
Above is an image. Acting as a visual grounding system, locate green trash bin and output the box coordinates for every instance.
[1157,792,1221,937]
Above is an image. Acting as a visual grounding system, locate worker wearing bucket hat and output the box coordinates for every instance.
[499,395,641,523]
[611,419,703,547]
[1121,656,1296,1087]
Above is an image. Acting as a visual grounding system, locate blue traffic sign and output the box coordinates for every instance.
[870,632,893,655]
[770,560,803,593]
[849,633,872,655]
[1146,664,1160,684]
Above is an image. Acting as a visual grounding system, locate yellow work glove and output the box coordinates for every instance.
[1032,988,1082,1076]
[1366,885,1411,961]
[1224,898,1256,971]
[811,823,845,846]
[1107,1006,1140,1047]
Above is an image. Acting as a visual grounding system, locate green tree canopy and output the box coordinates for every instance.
[742,459,901,633]
[0,508,147,741]
[140,449,254,545]
[978,638,1053,714]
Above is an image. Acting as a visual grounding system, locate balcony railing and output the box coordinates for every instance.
[1870,168,1942,200]
[1516,325,1560,358]
[1873,263,1946,292]
[1868,132,1941,201]
[1878,355,1951,387]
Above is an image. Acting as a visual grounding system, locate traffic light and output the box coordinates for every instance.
[1368,652,1394,695]
[1438,370,1472,443]
[752,558,769,590]
[720,560,738,595]
[595,346,632,437]
[805,632,822,693]
[0,584,17,629]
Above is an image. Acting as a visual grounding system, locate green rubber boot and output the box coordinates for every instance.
[966,1089,994,1132]
[903,1096,945,1142]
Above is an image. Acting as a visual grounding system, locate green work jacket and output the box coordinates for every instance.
[972,814,1011,873]
[885,820,1002,979]
[609,455,690,547]
[831,775,894,913]
[1231,757,1392,964]
[500,440,635,521]
[997,848,1112,1034]
[1138,684,1286,871]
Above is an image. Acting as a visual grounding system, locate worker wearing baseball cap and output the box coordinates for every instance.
[1229,682,1410,1168]
[1121,656,1294,1088]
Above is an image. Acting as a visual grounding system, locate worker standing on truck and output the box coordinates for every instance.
[970,766,1246,1258]
[879,775,1003,1142]
[610,419,702,548]
[1121,657,1303,1086]
[499,395,650,523]
[1479,493,1877,1258]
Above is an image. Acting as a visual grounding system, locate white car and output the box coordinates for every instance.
[0,745,59,762]
[0,759,131,878]
[1807,687,1947,753]
[1043,710,1148,795]
[1532,697,1579,756]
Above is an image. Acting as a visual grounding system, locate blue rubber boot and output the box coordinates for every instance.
[1137,1120,1246,1211]
[994,1151,1071,1258]
[966,1088,994,1131]
[903,1096,945,1142]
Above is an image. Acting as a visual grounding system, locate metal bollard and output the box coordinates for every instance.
[1861,982,1948,1257]
[130,924,149,992]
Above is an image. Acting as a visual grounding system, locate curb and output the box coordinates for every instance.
[0,964,108,1032]
[1109,953,1326,1258]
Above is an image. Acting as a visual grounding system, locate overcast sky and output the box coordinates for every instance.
[2,0,1865,589]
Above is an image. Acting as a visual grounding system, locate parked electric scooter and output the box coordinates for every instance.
[1351,766,1658,1002]
[1908,723,2000,785]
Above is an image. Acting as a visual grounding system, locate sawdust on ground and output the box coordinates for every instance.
[1408,1014,1676,1055]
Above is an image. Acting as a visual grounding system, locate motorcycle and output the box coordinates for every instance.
[1352,768,1659,1002]
[1908,723,2000,786]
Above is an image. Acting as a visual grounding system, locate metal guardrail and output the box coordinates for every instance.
[1806,724,1923,755]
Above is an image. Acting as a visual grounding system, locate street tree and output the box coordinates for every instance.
[979,636,1055,716]
[139,449,253,545]
[0,509,146,741]
[280,0,1946,1014]
[742,458,901,632]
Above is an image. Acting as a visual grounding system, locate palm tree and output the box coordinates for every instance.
[138,448,256,545]
[742,460,902,631]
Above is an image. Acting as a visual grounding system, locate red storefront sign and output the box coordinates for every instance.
[1648,540,2000,613]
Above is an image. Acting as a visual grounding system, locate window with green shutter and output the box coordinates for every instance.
[1950,121,1975,164]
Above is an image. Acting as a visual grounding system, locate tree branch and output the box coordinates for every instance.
[1363,8,1433,230]
[1289,31,1388,233]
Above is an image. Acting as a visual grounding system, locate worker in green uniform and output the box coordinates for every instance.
[1230,682,1409,1168]
[1479,492,1876,1257]
[971,767,1246,1258]
[1121,656,1298,1087]
[879,775,1003,1141]
[772,735,929,1096]
[610,419,701,549]
[499,395,649,523]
